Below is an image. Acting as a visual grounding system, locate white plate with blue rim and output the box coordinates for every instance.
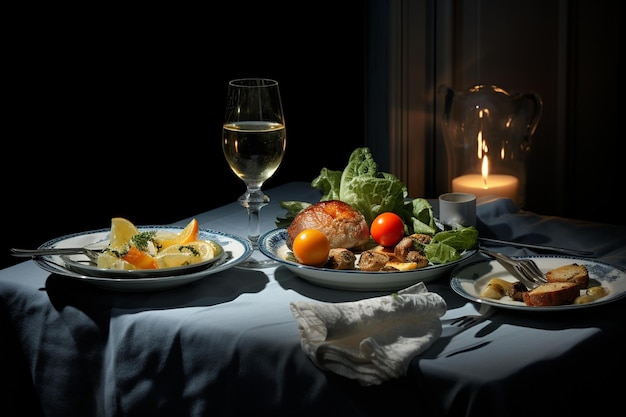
[259,228,478,291]
[450,255,626,311]
[33,226,253,291]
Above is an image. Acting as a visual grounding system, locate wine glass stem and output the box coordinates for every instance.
[247,205,262,247]
[239,188,269,247]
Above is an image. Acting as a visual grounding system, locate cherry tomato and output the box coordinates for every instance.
[370,212,405,247]
[292,229,331,266]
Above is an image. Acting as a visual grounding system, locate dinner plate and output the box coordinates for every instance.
[450,255,626,311]
[259,228,478,291]
[34,227,253,291]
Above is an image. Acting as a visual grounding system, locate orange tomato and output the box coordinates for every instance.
[292,229,330,266]
[370,212,405,247]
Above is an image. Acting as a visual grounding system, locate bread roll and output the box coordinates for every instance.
[522,282,580,307]
[545,263,589,289]
[286,200,370,250]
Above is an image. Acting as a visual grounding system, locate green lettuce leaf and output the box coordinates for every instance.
[424,242,461,264]
[274,201,311,228]
[310,168,342,201]
[313,147,407,225]
[431,227,479,251]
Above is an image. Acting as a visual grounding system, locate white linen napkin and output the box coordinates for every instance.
[289,282,446,386]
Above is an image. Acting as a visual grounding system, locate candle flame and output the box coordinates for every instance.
[481,156,489,188]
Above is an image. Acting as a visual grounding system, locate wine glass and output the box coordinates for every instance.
[222,78,286,267]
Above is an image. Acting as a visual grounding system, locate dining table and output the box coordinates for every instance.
[1,181,625,417]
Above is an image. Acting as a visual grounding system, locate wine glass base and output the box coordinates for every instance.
[236,250,280,269]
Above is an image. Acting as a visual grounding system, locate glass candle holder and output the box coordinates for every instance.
[439,84,542,208]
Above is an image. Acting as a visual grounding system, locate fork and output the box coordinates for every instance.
[11,247,102,264]
[447,314,488,328]
[441,305,494,337]
[516,258,546,283]
[479,248,546,289]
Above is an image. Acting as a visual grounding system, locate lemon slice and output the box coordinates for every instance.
[96,252,136,270]
[156,240,220,269]
[156,218,199,249]
[109,217,140,250]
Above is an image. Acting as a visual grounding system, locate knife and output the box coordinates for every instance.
[477,237,595,257]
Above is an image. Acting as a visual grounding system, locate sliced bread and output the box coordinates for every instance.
[522,282,580,307]
[545,263,589,289]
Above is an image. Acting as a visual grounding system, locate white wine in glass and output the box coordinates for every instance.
[222,78,286,266]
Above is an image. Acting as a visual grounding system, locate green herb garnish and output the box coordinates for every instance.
[130,231,157,251]
[179,245,200,256]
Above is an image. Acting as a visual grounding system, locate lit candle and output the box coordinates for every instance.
[451,156,519,201]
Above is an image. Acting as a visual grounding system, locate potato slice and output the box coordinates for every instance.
[480,277,515,300]
[384,261,419,271]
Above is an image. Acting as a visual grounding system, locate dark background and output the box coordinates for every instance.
[2,4,367,268]
[4,2,621,270]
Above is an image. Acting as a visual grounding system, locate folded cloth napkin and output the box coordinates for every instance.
[289,282,447,386]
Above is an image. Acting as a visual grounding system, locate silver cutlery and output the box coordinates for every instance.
[479,248,546,289]
[11,247,102,264]
[478,237,594,257]
[446,314,489,328]
[441,305,495,337]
